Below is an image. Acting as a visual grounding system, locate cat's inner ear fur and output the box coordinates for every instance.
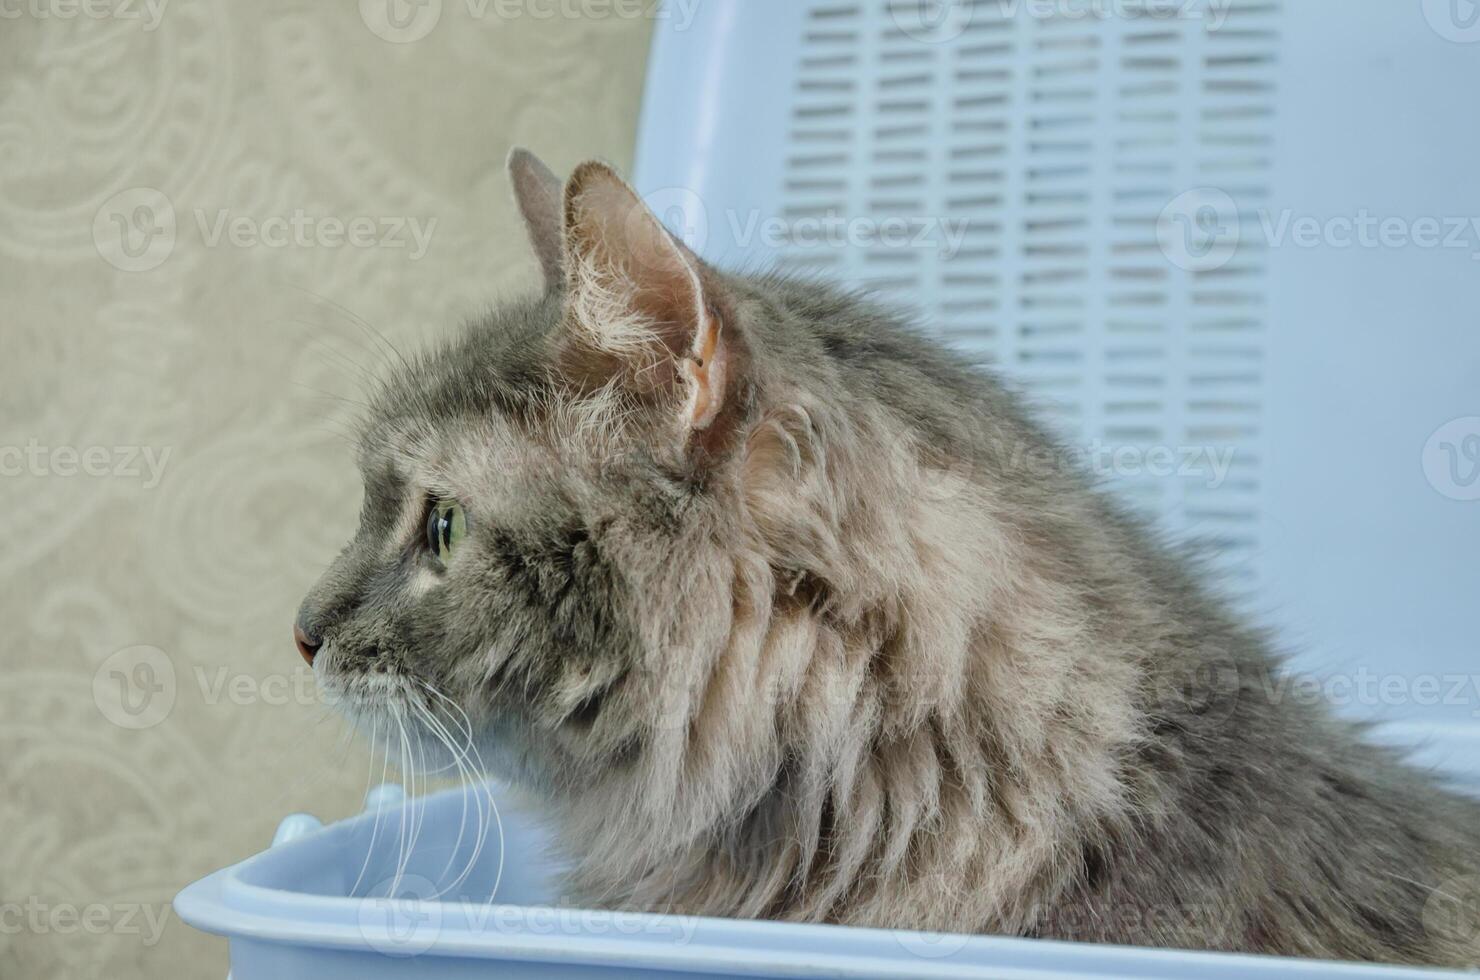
[560,160,728,432]
[507,147,566,292]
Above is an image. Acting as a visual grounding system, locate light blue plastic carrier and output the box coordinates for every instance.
[178,0,1480,976]
[177,783,1478,979]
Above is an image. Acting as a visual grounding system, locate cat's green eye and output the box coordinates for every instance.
[425,498,467,561]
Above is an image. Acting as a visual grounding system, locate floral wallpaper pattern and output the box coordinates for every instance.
[0,4,652,977]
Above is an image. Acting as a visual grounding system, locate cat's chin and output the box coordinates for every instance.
[314,666,404,718]
[316,669,533,792]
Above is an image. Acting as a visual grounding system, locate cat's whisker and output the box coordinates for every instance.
[407,713,430,891]
[418,678,476,747]
[411,696,475,897]
[282,283,407,373]
[390,701,416,899]
[413,682,488,895]
[304,422,361,452]
[1381,870,1452,901]
[276,316,390,384]
[349,713,390,899]
[406,687,469,779]
[417,679,501,907]
[289,379,373,414]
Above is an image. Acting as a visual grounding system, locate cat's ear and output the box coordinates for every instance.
[560,161,728,432]
[507,147,565,292]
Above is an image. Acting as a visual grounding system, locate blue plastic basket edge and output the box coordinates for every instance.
[173,785,1476,980]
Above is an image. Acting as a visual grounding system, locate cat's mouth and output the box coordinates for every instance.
[316,660,408,718]
[315,648,423,724]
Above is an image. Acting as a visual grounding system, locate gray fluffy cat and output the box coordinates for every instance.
[297,149,1480,968]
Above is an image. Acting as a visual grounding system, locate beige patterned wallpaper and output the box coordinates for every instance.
[0,5,653,977]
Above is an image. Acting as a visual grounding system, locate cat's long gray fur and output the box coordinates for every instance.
[298,151,1480,967]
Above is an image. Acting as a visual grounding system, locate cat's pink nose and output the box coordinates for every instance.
[294,624,321,666]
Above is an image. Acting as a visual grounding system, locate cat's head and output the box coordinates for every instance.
[297,150,991,828]
[296,151,790,795]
